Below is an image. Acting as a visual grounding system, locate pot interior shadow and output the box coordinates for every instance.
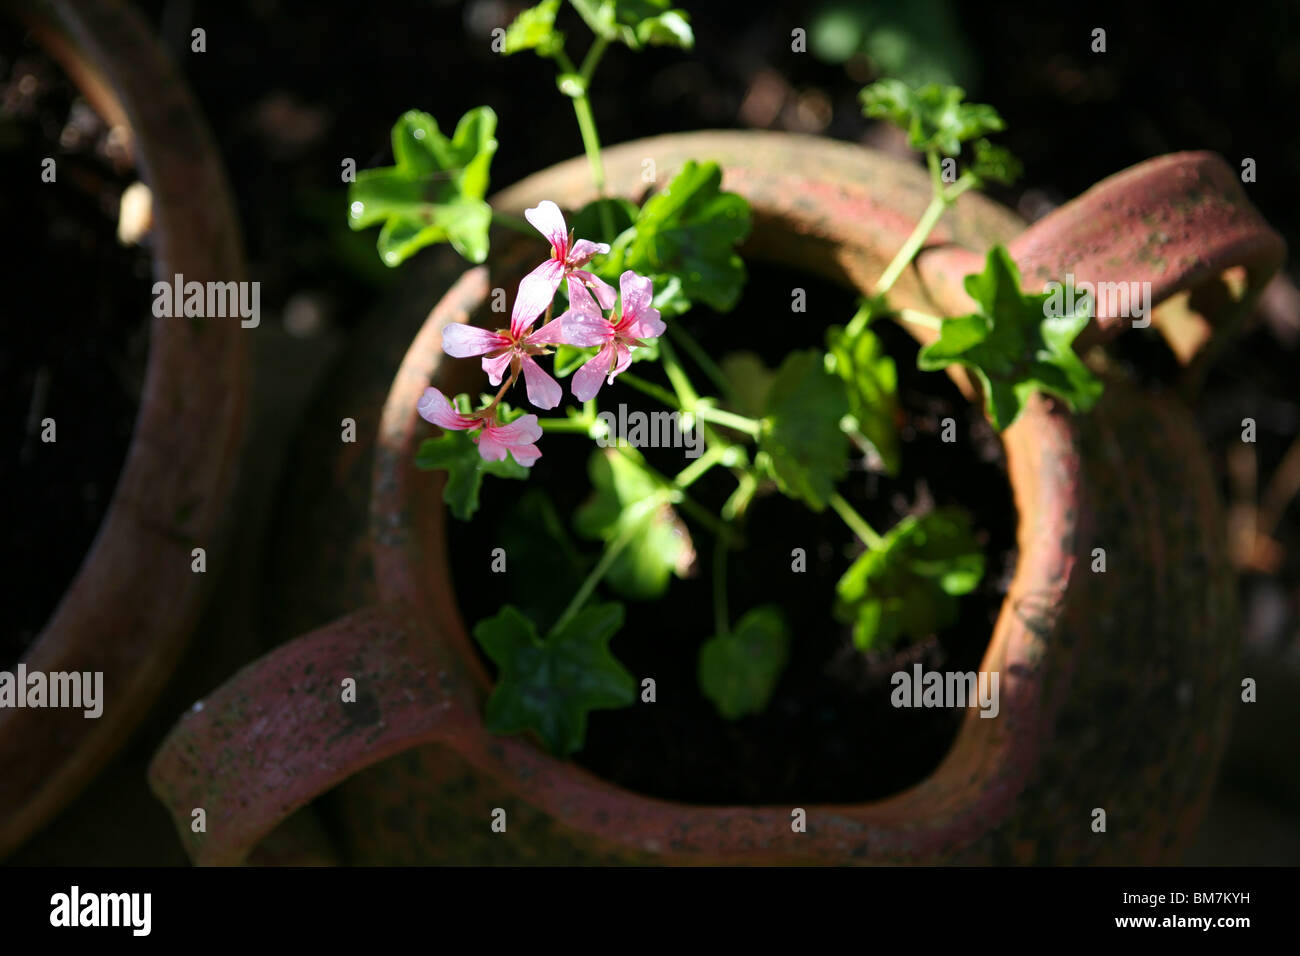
[442,259,1018,806]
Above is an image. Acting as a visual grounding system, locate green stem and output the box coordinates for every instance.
[572,93,615,239]
[579,35,609,85]
[657,337,699,408]
[713,541,729,637]
[666,322,738,405]
[550,492,667,636]
[875,192,948,298]
[829,492,884,550]
[539,417,594,432]
[613,444,736,544]
[617,371,680,408]
[572,94,606,192]
[673,442,729,489]
[896,308,944,331]
[693,404,761,436]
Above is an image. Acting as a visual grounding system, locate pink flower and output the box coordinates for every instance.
[440,312,569,409]
[560,270,666,402]
[511,200,616,328]
[417,387,542,467]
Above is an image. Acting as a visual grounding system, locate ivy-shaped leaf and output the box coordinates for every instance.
[617,161,751,313]
[498,489,589,628]
[414,399,530,520]
[501,0,565,57]
[347,107,498,266]
[475,603,636,756]
[835,508,984,652]
[574,448,694,599]
[825,314,901,475]
[719,351,777,418]
[576,0,694,50]
[698,605,790,720]
[859,80,1003,156]
[756,349,850,512]
[917,245,1104,430]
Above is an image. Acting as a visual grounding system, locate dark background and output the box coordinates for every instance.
[3,0,1299,862]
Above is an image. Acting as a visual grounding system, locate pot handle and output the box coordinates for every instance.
[916,151,1286,363]
[147,605,478,866]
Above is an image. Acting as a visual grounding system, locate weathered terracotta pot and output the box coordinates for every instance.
[0,0,246,858]
[149,131,1282,865]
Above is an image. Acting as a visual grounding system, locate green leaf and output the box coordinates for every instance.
[859,80,1003,156]
[475,604,636,756]
[835,508,984,652]
[698,606,790,720]
[347,107,498,266]
[825,319,901,475]
[808,0,976,88]
[917,245,1104,430]
[414,406,529,521]
[553,344,598,378]
[498,489,589,628]
[621,161,751,313]
[756,350,851,512]
[574,448,693,599]
[501,0,564,56]
[579,1,694,50]
[567,196,638,247]
[719,351,777,418]
[968,138,1022,186]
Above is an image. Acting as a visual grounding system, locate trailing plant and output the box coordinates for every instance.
[347,3,1102,755]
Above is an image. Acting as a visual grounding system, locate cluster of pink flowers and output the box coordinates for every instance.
[418,200,665,467]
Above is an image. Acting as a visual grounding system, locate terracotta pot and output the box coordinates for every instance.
[0,0,247,857]
[149,131,1282,865]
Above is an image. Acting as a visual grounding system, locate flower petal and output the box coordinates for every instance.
[525,316,569,347]
[567,239,610,266]
[608,342,634,382]
[524,200,568,253]
[619,270,655,319]
[557,310,611,348]
[417,387,476,431]
[575,270,618,311]
[511,259,565,334]
[508,441,541,467]
[481,351,513,386]
[622,307,666,341]
[441,323,507,358]
[520,355,562,409]
[572,345,616,401]
[489,413,543,445]
[475,431,508,462]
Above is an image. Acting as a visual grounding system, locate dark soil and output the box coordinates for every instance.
[1,32,151,667]
[447,261,1016,804]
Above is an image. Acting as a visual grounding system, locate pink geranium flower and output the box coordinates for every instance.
[417,387,542,467]
[512,200,617,328]
[560,270,666,402]
[441,310,568,409]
